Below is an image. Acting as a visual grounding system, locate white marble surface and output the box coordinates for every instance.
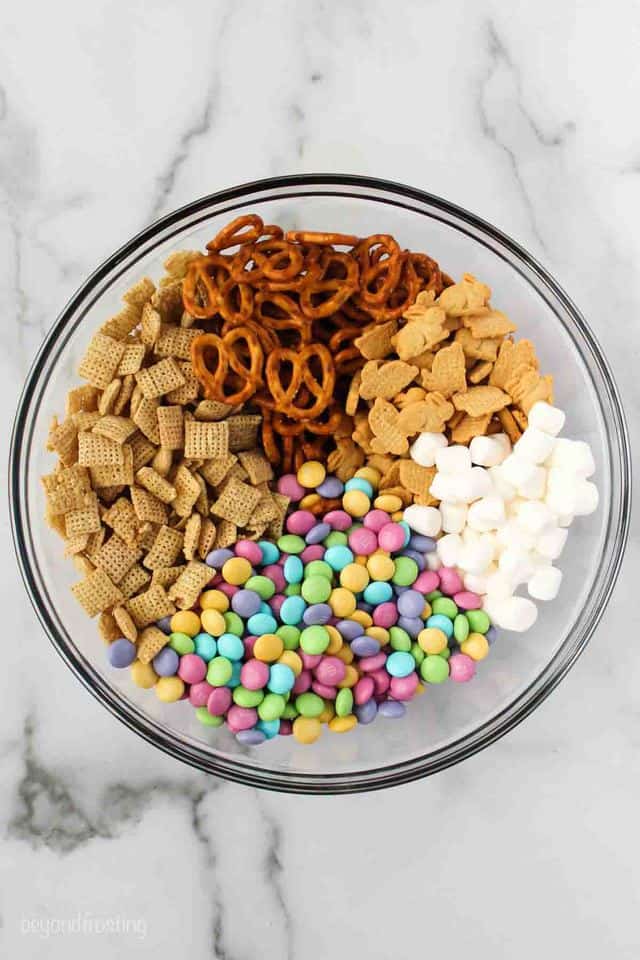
[1,2,639,957]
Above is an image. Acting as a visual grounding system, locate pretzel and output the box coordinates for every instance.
[206,214,264,252]
[191,327,263,405]
[264,343,335,419]
[299,250,359,319]
[254,291,312,342]
[253,239,305,283]
[286,231,360,246]
[182,255,221,319]
[352,235,403,306]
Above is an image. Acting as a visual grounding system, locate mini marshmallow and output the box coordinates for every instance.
[403,504,442,537]
[440,502,468,534]
[528,565,563,601]
[545,480,576,517]
[498,546,535,586]
[457,535,495,574]
[435,444,472,475]
[547,438,595,477]
[467,496,507,532]
[535,525,568,560]
[488,595,538,632]
[573,480,599,516]
[500,453,538,490]
[488,465,517,501]
[429,472,461,503]
[463,569,495,594]
[437,533,463,567]
[513,500,555,536]
[426,552,442,572]
[485,570,515,601]
[528,401,566,437]
[410,431,448,467]
[468,467,493,501]
[516,465,546,500]
[556,512,575,528]
[513,427,556,465]
[496,519,538,551]
[469,433,511,467]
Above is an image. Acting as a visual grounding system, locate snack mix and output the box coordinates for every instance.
[42,215,598,746]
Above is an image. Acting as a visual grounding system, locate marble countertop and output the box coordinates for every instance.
[1,2,638,957]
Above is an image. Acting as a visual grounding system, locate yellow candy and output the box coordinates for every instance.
[366,553,395,581]
[337,664,359,688]
[355,555,368,566]
[340,563,369,593]
[170,610,201,637]
[131,660,158,688]
[374,494,402,512]
[325,625,343,654]
[300,492,322,511]
[155,676,185,702]
[328,715,358,733]
[297,460,326,489]
[329,587,357,618]
[222,556,252,585]
[342,489,370,517]
[293,716,322,744]
[200,608,226,637]
[461,632,490,661]
[335,645,354,664]
[319,701,335,723]
[391,511,404,521]
[415,682,426,696]
[351,609,373,628]
[253,633,284,663]
[278,650,303,676]
[418,627,448,655]
[366,626,389,645]
[355,466,381,489]
[199,589,230,613]
[422,602,432,619]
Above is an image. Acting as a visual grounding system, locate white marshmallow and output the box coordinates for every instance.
[528,565,563,601]
[485,570,515,601]
[556,512,575,528]
[410,431,448,467]
[513,427,556,465]
[489,595,538,632]
[440,501,468,534]
[545,479,576,517]
[469,433,511,467]
[529,550,552,570]
[573,480,599,516]
[429,472,461,503]
[513,500,554,535]
[468,467,493,501]
[496,519,537,551]
[467,496,507,532]
[437,533,463,567]
[488,465,517,501]
[463,569,494,594]
[457,536,495,574]
[528,401,566,436]
[516,465,546,500]
[498,546,535,586]
[547,438,595,477]
[535,525,568,560]
[435,444,472,475]
[500,453,537,490]
[426,551,442,572]
[403,504,442,537]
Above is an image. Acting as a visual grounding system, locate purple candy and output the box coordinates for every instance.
[400,548,425,570]
[393,584,410,595]
[336,619,364,640]
[316,476,344,498]
[156,616,173,635]
[378,699,406,719]
[409,534,437,553]
[206,548,234,568]
[355,699,378,724]
[231,589,262,618]
[108,638,136,668]
[397,615,424,638]
[303,603,332,626]
[153,646,180,676]
[485,626,498,645]
[305,522,331,545]
[350,636,381,658]
[358,601,374,613]
[236,729,267,746]
[397,589,426,619]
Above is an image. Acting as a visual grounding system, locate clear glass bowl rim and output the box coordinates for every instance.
[9,173,632,794]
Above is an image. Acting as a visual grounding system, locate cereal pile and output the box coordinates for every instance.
[41,214,598,748]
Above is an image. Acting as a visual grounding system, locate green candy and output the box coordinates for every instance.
[281,702,299,719]
[233,686,264,708]
[299,625,330,655]
[432,597,458,620]
[301,575,332,604]
[453,613,470,644]
[223,611,244,636]
[411,642,425,667]
[335,688,353,717]
[438,646,451,660]
[245,575,276,600]
[420,655,450,683]
[426,589,443,602]
[276,625,300,649]
[323,531,348,548]
[304,560,333,580]
[169,632,194,655]
[389,626,412,652]
[207,656,233,686]
[277,534,306,555]
[258,693,286,721]
[284,583,302,597]
[295,692,324,718]
[392,556,419,587]
[466,609,490,634]
[195,707,223,727]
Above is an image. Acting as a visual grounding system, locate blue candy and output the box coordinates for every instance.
[257,541,280,565]
[247,612,278,635]
[257,718,280,739]
[427,613,454,638]
[193,632,217,661]
[268,663,295,695]
[217,632,244,661]
[280,596,306,625]
[324,545,354,571]
[398,521,412,548]
[363,581,393,604]
[386,651,415,677]
[283,556,304,584]
[344,477,374,497]
[227,661,242,688]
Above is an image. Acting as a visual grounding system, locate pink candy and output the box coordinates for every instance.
[300,544,325,563]
[348,527,378,555]
[312,681,337,699]
[377,522,406,553]
[354,675,375,705]
[241,658,269,691]
[277,474,305,501]
[372,601,398,629]
[279,719,293,736]
[359,651,387,672]
[269,594,286,617]
[449,653,477,683]
[189,681,214,707]
[226,705,258,732]
[371,668,391,696]
[323,510,353,531]
[207,687,232,716]
[243,635,257,657]
[413,570,440,594]
[178,653,207,684]
[438,567,464,596]
[292,669,312,694]
[300,652,322,670]
[218,582,239,598]
[286,510,316,535]
[234,540,263,565]
[314,656,346,686]
[453,591,482,610]
[262,564,286,592]
[363,509,390,532]
[390,673,419,701]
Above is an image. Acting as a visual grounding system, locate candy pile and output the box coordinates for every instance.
[107,461,496,745]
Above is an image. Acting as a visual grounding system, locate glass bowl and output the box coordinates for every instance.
[10,175,631,794]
